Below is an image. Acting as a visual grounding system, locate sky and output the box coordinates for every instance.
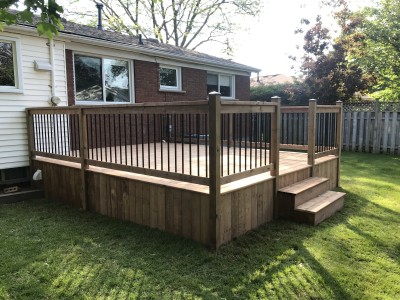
[211,0,374,77]
[59,0,374,77]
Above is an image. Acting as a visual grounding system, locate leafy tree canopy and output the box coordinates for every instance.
[291,0,374,104]
[352,0,400,100]
[0,0,64,38]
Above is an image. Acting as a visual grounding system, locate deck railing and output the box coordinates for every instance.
[279,101,342,154]
[26,96,342,196]
[26,94,281,186]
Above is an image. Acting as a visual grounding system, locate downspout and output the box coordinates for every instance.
[49,39,56,98]
[48,39,60,105]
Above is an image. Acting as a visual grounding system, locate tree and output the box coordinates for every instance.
[0,0,64,38]
[352,0,400,99]
[68,0,261,50]
[292,1,374,104]
[250,82,311,106]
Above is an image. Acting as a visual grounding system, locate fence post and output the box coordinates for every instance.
[270,96,281,219]
[79,108,88,210]
[336,101,343,187]
[208,92,221,249]
[308,99,317,176]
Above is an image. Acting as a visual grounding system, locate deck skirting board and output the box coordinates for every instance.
[33,155,339,248]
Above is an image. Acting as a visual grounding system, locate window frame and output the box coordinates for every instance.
[159,65,182,91]
[207,72,235,99]
[0,36,23,93]
[73,52,134,104]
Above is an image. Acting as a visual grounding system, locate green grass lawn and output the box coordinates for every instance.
[0,152,399,300]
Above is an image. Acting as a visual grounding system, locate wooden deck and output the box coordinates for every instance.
[28,95,343,249]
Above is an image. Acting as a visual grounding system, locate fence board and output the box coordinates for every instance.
[281,102,400,155]
[390,112,397,154]
[340,101,399,155]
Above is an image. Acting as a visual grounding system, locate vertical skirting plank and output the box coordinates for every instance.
[181,190,192,239]
[121,179,130,221]
[231,191,239,238]
[191,193,202,243]
[135,181,143,224]
[251,185,257,229]
[200,194,210,245]
[142,183,150,226]
[256,182,263,226]
[101,174,110,216]
[173,189,182,235]
[219,194,232,245]
[149,185,158,228]
[128,179,136,222]
[165,188,174,233]
[157,186,166,230]
[86,173,94,211]
[109,176,117,218]
[238,190,247,236]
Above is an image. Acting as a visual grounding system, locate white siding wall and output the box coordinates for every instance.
[0,32,67,170]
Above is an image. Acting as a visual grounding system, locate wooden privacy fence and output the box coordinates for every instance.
[342,100,400,155]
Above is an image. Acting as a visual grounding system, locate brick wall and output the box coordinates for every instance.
[65,52,250,104]
[134,60,208,103]
[235,75,250,101]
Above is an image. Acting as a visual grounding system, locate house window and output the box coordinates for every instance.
[74,54,131,103]
[207,73,234,98]
[159,65,181,91]
[0,37,23,93]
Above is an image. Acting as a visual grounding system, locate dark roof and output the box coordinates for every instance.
[10,10,260,73]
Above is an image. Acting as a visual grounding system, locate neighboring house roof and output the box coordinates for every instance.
[7,10,260,74]
[250,74,300,87]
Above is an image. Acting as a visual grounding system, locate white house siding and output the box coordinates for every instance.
[0,32,67,170]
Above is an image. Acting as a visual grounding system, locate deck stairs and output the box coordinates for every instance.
[278,177,345,225]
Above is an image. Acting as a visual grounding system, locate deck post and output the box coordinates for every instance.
[270,96,281,219]
[336,101,343,187]
[79,108,88,210]
[208,92,222,249]
[308,99,317,176]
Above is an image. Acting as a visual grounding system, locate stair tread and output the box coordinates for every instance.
[295,191,346,213]
[279,177,329,195]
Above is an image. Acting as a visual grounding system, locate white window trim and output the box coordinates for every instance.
[207,73,235,100]
[73,52,135,105]
[0,36,23,93]
[159,65,182,91]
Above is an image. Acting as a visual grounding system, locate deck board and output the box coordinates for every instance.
[84,142,332,178]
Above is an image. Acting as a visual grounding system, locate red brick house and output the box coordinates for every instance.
[0,11,259,184]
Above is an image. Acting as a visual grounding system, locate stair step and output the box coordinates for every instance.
[279,177,329,195]
[294,191,345,225]
[278,177,330,210]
